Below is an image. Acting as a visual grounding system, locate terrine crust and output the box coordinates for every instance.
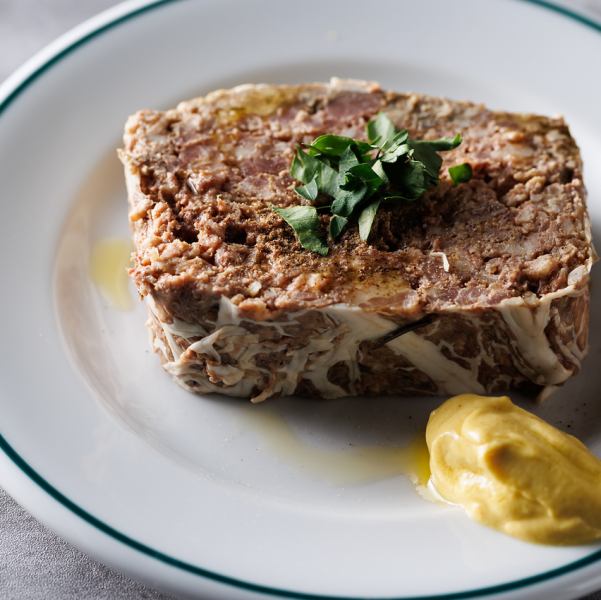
[121,79,594,401]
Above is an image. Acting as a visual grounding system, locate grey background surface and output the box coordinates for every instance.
[1,1,601,599]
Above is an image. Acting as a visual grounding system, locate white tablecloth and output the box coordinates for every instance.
[1,1,600,598]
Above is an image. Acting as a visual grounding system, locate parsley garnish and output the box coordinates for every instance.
[272,205,329,256]
[274,113,471,254]
[448,162,473,185]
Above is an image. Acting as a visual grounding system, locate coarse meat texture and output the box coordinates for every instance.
[120,79,594,402]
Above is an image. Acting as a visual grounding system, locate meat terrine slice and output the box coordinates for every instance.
[120,79,594,402]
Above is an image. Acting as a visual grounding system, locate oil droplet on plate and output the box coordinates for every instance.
[89,239,133,310]
[244,408,430,487]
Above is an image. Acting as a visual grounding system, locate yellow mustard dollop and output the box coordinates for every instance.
[426,394,601,545]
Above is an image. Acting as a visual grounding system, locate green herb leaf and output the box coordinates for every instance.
[331,184,367,217]
[290,147,320,183]
[391,159,428,200]
[448,162,473,185]
[272,205,328,255]
[408,134,462,184]
[358,200,381,241]
[348,163,385,196]
[310,135,354,157]
[338,146,360,173]
[389,129,409,147]
[381,142,410,163]
[407,141,442,184]
[294,178,318,200]
[371,159,389,184]
[316,161,340,197]
[421,133,462,151]
[367,113,396,148]
[329,214,349,239]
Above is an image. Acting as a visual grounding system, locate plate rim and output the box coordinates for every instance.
[1,0,601,598]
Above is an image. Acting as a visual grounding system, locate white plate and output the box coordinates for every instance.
[1,0,601,598]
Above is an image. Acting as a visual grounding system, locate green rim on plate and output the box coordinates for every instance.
[0,1,600,598]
